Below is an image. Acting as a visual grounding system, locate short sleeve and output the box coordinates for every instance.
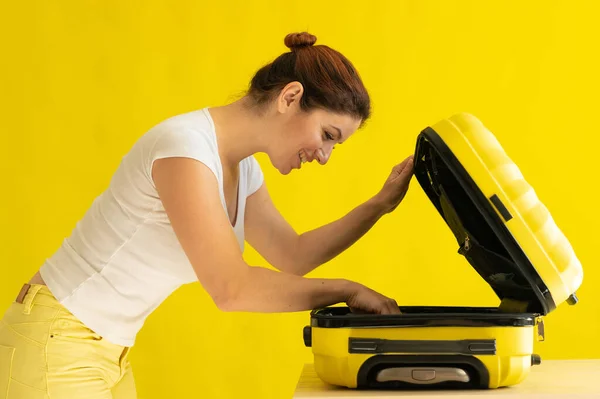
[147,127,220,182]
[245,155,264,196]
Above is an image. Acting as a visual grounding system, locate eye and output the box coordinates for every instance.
[323,130,334,141]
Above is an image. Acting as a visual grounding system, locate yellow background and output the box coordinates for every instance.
[1,1,597,398]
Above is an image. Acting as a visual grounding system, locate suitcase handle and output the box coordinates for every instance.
[348,338,496,355]
[356,354,490,389]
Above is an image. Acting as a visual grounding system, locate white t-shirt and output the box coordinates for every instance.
[39,108,264,347]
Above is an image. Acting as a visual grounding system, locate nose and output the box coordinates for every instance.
[315,147,332,165]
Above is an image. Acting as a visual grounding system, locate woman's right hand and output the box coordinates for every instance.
[345,282,401,315]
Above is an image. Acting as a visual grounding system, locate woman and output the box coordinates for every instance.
[0,32,414,398]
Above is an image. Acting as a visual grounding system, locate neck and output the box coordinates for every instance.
[207,97,272,170]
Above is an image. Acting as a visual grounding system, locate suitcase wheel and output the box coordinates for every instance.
[303,326,312,347]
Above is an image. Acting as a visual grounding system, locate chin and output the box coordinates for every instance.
[269,156,294,175]
[279,165,293,175]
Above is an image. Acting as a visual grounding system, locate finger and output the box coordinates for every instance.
[377,301,390,315]
[386,298,401,314]
[401,156,414,173]
[392,155,414,175]
[377,306,390,315]
[388,306,401,315]
[393,157,411,171]
[396,160,414,181]
[377,300,393,315]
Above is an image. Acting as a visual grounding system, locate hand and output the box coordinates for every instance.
[374,155,414,214]
[345,282,401,315]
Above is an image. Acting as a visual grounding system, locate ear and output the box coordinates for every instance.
[276,81,304,114]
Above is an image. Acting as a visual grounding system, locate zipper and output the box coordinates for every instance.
[457,234,471,256]
[464,235,471,251]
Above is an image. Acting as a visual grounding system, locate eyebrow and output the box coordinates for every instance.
[330,125,344,143]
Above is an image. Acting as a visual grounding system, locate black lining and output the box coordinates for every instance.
[414,127,555,314]
[310,306,537,328]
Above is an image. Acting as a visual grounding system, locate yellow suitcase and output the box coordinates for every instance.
[302,113,583,390]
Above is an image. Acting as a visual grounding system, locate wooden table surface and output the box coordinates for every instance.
[293,360,600,398]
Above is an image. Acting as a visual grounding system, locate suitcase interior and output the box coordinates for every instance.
[411,127,556,314]
[310,124,555,323]
[303,115,582,390]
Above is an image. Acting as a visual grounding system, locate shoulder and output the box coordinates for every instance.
[136,108,221,179]
[148,108,216,151]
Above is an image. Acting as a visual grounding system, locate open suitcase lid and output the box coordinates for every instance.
[413,113,583,316]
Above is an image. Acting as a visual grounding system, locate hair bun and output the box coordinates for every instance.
[284,32,317,51]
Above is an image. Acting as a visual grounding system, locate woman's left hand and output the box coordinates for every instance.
[374,155,415,214]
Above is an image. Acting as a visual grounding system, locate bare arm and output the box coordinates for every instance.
[245,156,414,276]
[152,157,398,313]
[295,196,388,274]
[245,184,386,276]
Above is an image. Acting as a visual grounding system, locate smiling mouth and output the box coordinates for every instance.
[299,150,308,165]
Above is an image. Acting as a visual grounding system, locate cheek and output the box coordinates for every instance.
[286,119,321,151]
[300,130,322,150]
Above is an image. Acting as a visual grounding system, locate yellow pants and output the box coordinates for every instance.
[0,284,137,399]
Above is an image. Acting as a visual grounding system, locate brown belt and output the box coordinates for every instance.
[15,283,31,304]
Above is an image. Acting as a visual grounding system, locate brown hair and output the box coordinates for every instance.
[247,32,371,126]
